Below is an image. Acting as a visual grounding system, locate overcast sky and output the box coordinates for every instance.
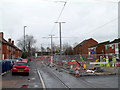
[0,0,119,49]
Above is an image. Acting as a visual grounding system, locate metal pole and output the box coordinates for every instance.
[51,35,53,67]
[49,35,54,67]
[55,22,65,65]
[24,26,27,53]
[118,1,120,38]
[67,43,68,56]
[51,35,53,56]
[59,22,62,62]
[41,44,43,56]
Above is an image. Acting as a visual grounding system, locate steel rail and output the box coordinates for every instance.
[42,62,71,90]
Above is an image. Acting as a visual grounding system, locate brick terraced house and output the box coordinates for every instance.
[88,41,110,55]
[73,38,98,55]
[0,32,22,60]
[105,38,120,60]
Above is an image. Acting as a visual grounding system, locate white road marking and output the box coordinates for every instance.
[37,69,46,90]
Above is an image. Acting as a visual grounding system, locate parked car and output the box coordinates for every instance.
[15,58,23,61]
[22,59,28,63]
[12,61,29,76]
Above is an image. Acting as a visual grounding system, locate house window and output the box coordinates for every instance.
[112,45,114,49]
[88,48,91,55]
[109,53,114,56]
[115,43,118,49]
[7,46,8,49]
[88,48,90,52]
[105,45,107,50]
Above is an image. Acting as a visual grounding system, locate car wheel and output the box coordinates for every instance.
[12,72,15,75]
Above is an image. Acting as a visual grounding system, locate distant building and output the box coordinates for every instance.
[105,38,120,59]
[73,38,98,55]
[35,52,50,57]
[0,32,22,60]
[88,41,110,55]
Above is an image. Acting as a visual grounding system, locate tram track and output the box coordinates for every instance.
[35,60,117,89]
[46,65,98,88]
[35,60,71,89]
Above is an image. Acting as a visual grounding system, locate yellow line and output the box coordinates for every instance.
[0,70,11,77]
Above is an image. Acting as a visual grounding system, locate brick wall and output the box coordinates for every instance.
[73,38,98,55]
[0,32,22,60]
[105,44,115,54]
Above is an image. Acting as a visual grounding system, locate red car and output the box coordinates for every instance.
[22,59,28,63]
[12,61,29,76]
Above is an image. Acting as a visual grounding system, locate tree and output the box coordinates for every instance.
[47,47,51,52]
[52,44,60,54]
[17,34,37,58]
[64,46,73,55]
[41,47,45,52]
[62,43,74,55]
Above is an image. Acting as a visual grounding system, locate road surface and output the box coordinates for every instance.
[1,60,119,89]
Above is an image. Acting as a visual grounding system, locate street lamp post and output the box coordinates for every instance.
[55,22,66,65]
[24,26,27,56]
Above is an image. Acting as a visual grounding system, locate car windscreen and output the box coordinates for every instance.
[15,62,27,66]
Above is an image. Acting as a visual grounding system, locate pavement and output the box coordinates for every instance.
[1,60,119,89]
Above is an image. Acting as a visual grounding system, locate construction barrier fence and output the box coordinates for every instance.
[35,54,120,75]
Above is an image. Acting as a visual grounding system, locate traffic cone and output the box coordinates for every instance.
[75,68,80,76]
[49,64,52,68]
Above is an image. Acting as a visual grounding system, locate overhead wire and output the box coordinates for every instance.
[82,17,118,39]
[46,0,118,46]
[60,17,118,46]
[43,0,68,47]
[50,0,68,35]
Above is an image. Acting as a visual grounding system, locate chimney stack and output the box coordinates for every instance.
[8,38,11,43]
[12,41,14,45]
[0,32,4,38]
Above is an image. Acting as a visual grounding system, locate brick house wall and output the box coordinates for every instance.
[73,38,98,55]
[104,39,120,59]
[15,49,22,58]
[0,32,22,60]
[96,41,110,54]
[105,44,115,54]
[89,41,109,55]
[105,43,116,60]
[2,43,7,59]
[15,49,18,58]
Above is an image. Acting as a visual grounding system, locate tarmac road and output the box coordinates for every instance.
[2,61,42,88]
[1,60,119,89]
[42,62,118,88]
